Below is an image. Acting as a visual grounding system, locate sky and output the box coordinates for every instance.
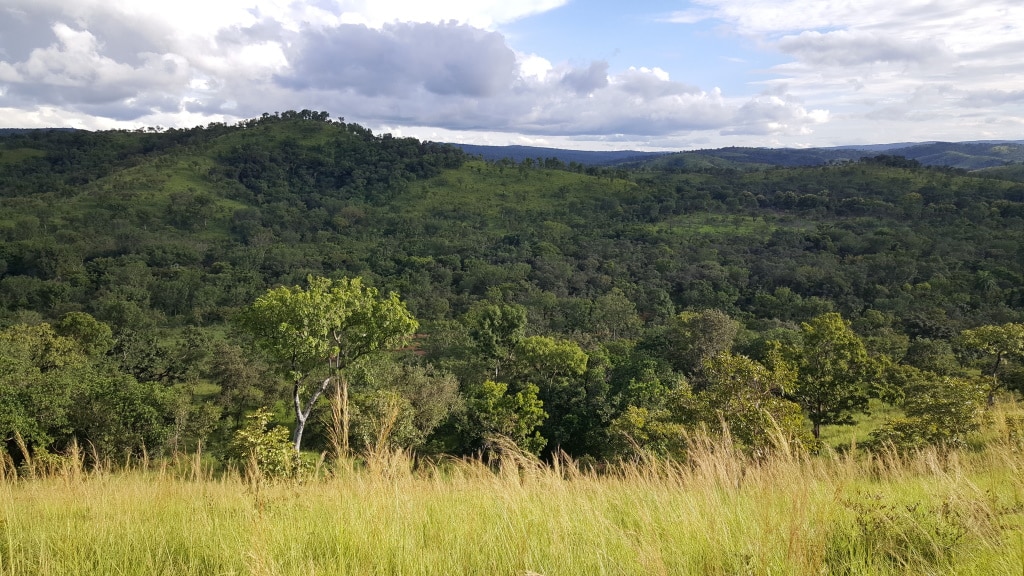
[1,0,1023,150]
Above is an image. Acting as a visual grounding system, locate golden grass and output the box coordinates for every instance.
[1,431,1023,575]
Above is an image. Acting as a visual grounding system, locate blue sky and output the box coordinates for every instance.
[1,0,1023,150]
[502,1,782,95]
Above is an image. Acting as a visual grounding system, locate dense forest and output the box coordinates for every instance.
[3,111,1024,469]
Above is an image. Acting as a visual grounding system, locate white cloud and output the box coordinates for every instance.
[723,94,828,136]
[672,0,1024,144]
[7,0,1022,148]
[517,53,553,81]
[0,1,831,144]
[559,61,609,95]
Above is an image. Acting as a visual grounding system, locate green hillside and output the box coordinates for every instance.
[2,112,1023,467]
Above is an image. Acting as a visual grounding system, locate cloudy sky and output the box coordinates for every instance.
[1,0,1022,150]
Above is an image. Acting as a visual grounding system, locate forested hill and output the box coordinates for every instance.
[5,114,1024,333]
[3,111,1024,462]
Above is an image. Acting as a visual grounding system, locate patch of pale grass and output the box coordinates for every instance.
[1,434,1022,575]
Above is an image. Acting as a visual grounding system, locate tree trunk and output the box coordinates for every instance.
[292,382,305,452]
[292,377,333,453]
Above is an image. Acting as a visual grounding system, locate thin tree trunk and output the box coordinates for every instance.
[293,377,333,452]
[292,382,304,452]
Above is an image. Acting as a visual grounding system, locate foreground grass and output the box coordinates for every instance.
[1,439,1023,575]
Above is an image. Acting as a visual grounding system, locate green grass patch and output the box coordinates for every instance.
[818,399,903,450]
[0,148,46,165]
[652,212,781,239]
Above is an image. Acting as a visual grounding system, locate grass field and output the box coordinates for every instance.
[3,422,1023,576]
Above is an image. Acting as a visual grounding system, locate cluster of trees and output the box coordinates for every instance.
[0,284,1010,468]
[2,113,1023,467]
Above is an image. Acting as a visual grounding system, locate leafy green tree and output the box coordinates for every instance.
[904,338,961,376]
[869,373,988,450]
[464,380,547,455]
[465,302,527,379]
[0,323,82,454]
[646,309,739,377]
[54,312,113,357]
[209,342,281,428]
[238,276,418,453]
[507,335,588,451]
[589,288,643,340]
[68,370,175,458]
[110,326,209,385]
[605,343,694,459]
[346,359,460,453]
[0,321,173,460]
[956,323,1024,404]
[607,404,688,458]
[697,351,810,454]
[792,313,873,439]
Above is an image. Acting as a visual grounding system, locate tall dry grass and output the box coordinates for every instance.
[1,428,1022,575]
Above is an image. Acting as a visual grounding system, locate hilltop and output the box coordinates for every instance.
[3,112,1024,331]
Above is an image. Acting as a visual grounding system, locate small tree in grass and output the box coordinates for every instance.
[956,322,1024,404]
[238,276,417,455]
[231,408,296,479]
[869,372,988,451]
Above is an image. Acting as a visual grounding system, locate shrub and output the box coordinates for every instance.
[868,375,987,451]
[230,408,298,479]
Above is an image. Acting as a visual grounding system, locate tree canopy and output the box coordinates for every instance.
[238,276,417,452]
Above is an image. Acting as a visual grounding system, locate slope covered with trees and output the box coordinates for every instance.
[2,112,1023,466]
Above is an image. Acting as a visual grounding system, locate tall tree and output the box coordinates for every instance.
[238,276,417,453]
[791,313,873,439]
[507,335,589,451]
[465,302,527,380]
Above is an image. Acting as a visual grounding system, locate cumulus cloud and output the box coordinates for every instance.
[0,22,190,119]
[560,61,608,95]
[277,21,518,98]
[0,0,848,146]
[723,94,828,136]
[670,0,1024,142]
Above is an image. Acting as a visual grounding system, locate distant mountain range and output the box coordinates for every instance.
[452,144,666,166]
[3,127,1022,171]
[452,140,1024,171]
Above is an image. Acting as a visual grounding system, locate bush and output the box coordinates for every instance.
[230,408,298,479]
[868,376,987,451]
